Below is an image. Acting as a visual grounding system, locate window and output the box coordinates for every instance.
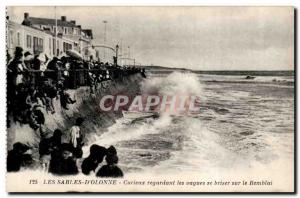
[57,40,60,55]
[17,32,20,46]
[33,37,43,54]
[52,38,56,55]
[63,42,67,52]
[9,30,14,45]
[64,27,67,34]
[33,37,38,54]
[63,42,72,52]
[49,38,51,53]
[39,38,43,51]
[26,35,32,48]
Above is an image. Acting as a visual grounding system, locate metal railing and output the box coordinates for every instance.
[13,67,140,89]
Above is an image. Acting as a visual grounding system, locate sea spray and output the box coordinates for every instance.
[141,72,203,96]
[147,116,231,174]
[83,113,173,157]
[85,72,218,171]
[84,71,293,177]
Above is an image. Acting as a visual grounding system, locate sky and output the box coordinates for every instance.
[7,6,294,70]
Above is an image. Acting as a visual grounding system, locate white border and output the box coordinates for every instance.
[0,0,298,197]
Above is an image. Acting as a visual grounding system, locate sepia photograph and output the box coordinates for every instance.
[5,6,295,193]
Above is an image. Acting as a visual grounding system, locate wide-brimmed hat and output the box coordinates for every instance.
[89,144,107,160]
[37,53,46,62]
[24,51,31,57]
[24,54,34,61]
[13,142,30,153]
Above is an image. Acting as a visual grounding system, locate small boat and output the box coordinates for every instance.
[122,111,159,119]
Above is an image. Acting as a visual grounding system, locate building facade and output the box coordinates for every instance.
[7,13,94,60]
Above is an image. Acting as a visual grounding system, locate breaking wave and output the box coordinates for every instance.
[85,72,226,174]
[86,71,293,177]
[141,71,203,96]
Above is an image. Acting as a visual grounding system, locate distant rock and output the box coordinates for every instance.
[245,75,255,79]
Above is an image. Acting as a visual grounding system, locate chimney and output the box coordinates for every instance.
[70,20,76,25]
[61,16,66,21]
[24,12,29,19]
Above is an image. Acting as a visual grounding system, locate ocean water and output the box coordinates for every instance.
[87,71,294,175]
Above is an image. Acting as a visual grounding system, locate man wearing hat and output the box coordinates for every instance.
[7,47,25,86]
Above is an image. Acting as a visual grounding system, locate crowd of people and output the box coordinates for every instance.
[7,46,146,177]
[8,117,123,177]
[7,47,146,129]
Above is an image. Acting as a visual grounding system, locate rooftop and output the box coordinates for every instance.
[23,17,78,28]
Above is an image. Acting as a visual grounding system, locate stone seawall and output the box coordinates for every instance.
[7,73,144,152]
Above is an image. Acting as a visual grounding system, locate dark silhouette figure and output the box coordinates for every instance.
[28,105,45,130]
[96,154,123,178]
[107,145,117,156]
[39,129,62,155]
[81,144,107,175]
[7,142,33,172]
[48,143,78,175]
[59,90,76,110]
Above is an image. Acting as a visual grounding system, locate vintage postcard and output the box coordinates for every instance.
[6,6,295,193]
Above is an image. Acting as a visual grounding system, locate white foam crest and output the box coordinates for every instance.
[83,114,173,156]
[149,117,232,174]
[141,72,203,96]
